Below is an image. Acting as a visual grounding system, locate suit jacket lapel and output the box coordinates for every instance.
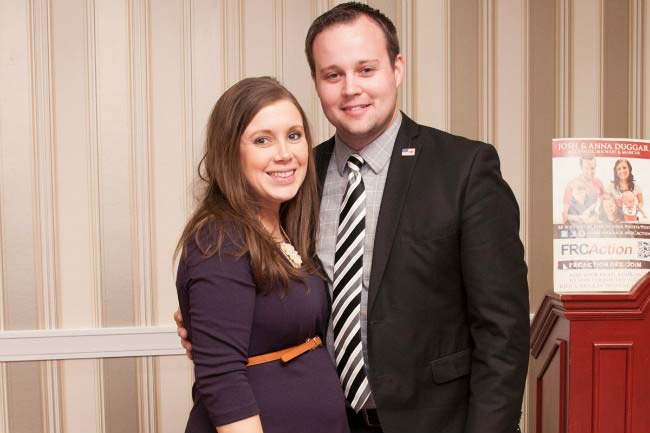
[368,115,421,314]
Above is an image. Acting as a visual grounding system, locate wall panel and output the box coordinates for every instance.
[495,0,529,248]
[1,1,47,432]
[242,0,276,78]
[148,3,197,430]
[413,0,449,131]
[94,1,140,426]
[103,358,139,433]
[602,0,629,138]
[479,0,494,144]
[224,0,243,87]
[51,0,100,329]
[528,0,556,315]
[33,0,63,417]
[6,362,45,433]
[571,0,603,136]
[190,0,224,162]
[0,363,6,433]
[310,0,336,143]
[129,2,156,429]
[450,0,479,140]
[157,356,193,433]
[630,0,643,138]
[95,0,135,328]
[397,0,414,115]
[60,360,103,433]
[284,0,317,138]
[50,0,105,431]
[0,0,39,334]
[149,0,189,324]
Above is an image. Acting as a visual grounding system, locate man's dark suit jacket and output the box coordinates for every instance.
[315,114,530,433]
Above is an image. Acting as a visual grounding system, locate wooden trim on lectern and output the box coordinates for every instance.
[559,273,650,320]
[530,295,564,358]
[531,272,650,357]
[535,339,568,433]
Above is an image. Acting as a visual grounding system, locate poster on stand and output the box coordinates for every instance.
[553,138,650,292]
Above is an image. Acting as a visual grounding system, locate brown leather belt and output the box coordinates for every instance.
[247,336,323,367]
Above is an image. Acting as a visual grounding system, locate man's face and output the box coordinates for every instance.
[581,159,596,180]
[311,15,404,150]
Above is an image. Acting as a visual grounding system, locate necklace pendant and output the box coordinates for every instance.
[279,241,303,269]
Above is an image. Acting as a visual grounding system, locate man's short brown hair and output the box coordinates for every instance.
[305,2,400,76]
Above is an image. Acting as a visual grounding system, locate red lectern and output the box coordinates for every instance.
[529,273,650,433]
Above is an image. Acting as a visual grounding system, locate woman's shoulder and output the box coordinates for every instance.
[181,220,247,268]
[176,220,256,292]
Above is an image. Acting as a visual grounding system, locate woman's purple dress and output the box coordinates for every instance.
[176,232,349,433]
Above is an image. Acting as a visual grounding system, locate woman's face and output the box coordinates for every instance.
[616,161,630,181]
[239,99,309,211]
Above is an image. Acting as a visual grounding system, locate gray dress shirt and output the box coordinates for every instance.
[317,112,402,408]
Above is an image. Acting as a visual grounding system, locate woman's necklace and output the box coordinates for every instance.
[277,225,303,269]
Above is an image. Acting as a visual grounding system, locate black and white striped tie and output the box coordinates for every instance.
[333,153,370,411]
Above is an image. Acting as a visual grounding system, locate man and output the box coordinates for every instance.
[562,155,604,223]
[177,3,529,432]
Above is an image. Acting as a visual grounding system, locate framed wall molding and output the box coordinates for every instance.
[0,326,183,362]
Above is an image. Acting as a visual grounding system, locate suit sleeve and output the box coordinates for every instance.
[181,237,259,427]
[459,143,530,433]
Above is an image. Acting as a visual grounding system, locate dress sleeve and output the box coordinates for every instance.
[180,235,259,427]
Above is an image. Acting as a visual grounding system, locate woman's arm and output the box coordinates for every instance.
[217,415,263,433]
[179,234,261,428]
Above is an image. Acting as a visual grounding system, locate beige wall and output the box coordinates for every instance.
[0,0,647,432]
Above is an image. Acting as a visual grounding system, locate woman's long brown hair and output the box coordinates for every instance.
[175,77,320,294]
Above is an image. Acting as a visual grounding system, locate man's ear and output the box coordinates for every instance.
[393,54,405,87]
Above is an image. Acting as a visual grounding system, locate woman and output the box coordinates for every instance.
[175,77,349,433]
[608,159,645,218]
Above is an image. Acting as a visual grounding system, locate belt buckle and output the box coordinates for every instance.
[361,409,381,428]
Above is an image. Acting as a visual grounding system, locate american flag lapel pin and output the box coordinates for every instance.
[401,147,415,156]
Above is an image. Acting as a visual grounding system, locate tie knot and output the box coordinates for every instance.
[347,154,364,173]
